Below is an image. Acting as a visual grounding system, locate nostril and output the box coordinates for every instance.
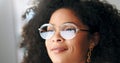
[57,39,62,42]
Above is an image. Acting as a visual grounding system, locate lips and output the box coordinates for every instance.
[51,47,68,53]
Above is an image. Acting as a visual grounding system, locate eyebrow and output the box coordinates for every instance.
[63,22,77,25]
[63,22,89,30]
[63,22,80,27]
[49,22,77,26]
[49,21,81,27]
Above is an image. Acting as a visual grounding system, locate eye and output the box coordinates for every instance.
[40,29,55,39]
[66,28,75,31]
[39,24,55,39]
[47,30,54,32]
[63,27,76,32]
[40,25,54,32]
[47,27,54,32]
[40,30,54,33]
[60,27,76,39]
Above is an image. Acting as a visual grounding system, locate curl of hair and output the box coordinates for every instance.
[21,0,120,63]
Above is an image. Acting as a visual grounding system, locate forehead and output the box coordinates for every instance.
[49,8,88,28]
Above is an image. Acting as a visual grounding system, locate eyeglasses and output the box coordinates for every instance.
[38,23,89,40]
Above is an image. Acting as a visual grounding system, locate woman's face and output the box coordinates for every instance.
[45,8,91,63]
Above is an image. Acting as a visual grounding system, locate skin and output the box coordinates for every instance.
[45,8,98,63]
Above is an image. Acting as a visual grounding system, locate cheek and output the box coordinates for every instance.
[74,33,90,47]
[45,40,50,49]
[45,40,50,54]
[64,33,90,61]
[69,33,90,55]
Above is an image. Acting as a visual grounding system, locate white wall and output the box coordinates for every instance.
[0,0,17,63]
[13,0,31,63]
[0,0,32,63]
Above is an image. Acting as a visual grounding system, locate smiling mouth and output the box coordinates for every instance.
[51,47,68,53]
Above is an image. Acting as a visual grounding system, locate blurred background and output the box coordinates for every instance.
[0,0,120,63]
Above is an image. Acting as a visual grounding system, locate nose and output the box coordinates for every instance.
[51,31,64,43]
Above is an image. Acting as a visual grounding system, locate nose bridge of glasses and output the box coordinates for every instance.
[50,28,64,43]
[53,26,62,37]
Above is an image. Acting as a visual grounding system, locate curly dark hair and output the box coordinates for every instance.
[20,0,120,63]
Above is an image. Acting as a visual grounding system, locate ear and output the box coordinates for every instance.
[89,32,100,49]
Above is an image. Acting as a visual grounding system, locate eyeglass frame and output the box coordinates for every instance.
[38,22,89,40]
